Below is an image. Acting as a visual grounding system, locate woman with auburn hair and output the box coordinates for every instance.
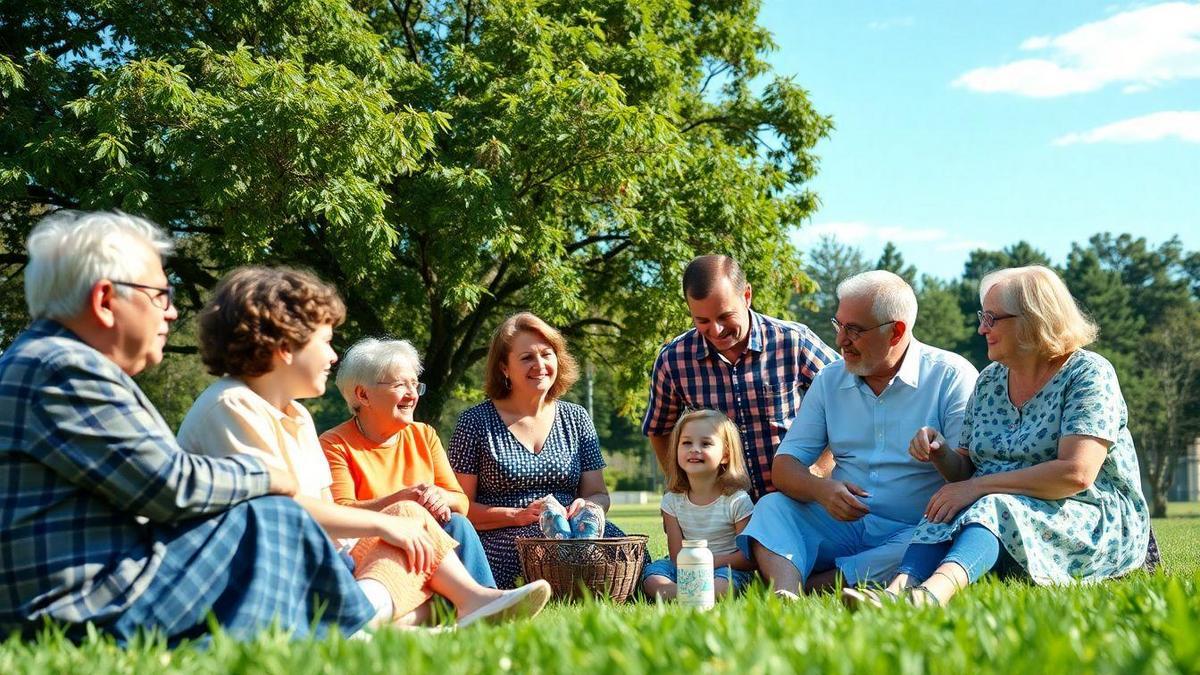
[178,267,549,629]
[447,312,629,588]
[845,265,1151,609]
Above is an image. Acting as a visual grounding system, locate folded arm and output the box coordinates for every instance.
[34,356,270,522]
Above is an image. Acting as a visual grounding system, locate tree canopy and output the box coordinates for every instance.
[1,0,832,422]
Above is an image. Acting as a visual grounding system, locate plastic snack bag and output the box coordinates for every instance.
[538,495,572,539]
[568,502,605,539]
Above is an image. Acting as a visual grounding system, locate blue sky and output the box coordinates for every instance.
[762,1,1200,280]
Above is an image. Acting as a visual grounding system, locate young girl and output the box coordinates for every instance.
[177,266,549,630]
[642,409,756,600]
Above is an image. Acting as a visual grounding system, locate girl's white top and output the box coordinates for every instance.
[661,490,754,556]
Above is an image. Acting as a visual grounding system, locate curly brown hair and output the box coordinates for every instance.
[482,312,579,401]
[198,266,346,377]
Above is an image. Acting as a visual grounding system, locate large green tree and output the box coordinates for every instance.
[1065,234,1199,516]
[1,0,831,423]
[788,234,867,345]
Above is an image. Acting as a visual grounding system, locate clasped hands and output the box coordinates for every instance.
[395,482,452,524]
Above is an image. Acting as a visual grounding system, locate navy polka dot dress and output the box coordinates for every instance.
[447,400,627,588]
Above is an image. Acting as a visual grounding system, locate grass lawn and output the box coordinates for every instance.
[2,504,1198,674]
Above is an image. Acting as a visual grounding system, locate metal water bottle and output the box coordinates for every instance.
[676,539,715,610]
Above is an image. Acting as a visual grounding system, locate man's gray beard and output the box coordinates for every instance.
[844,354,884,377]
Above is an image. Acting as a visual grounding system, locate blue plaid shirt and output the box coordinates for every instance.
[0,320,270,632]
[643,311,840,497]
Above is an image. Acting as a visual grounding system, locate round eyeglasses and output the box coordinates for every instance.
[830,317,896,342]
[379,380,426,396]
[977,310,1019,329]
[112,280,175,310]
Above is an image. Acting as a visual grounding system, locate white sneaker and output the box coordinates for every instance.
[457,580,552,628]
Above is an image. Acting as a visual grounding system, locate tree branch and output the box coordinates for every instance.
[463,0,476,46]
[679,116,730,134]
[582,239,633,267]
[699,62,731,96]
[560,318,623,336]
[565,234,629,254]
[389,0,424,65]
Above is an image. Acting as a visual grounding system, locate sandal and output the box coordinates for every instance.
[909,585,942,607]
[840,586,902,611]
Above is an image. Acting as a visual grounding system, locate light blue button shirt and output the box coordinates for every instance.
[777,339,978,526]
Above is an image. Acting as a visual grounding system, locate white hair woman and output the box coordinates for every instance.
[320,338,497,587]
[846,265,1151,608]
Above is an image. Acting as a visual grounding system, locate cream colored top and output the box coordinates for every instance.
[178,377,333,500]
[661,490,754,556]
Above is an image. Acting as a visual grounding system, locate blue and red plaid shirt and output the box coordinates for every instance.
[642,310,840,498]
[0,320,270,633]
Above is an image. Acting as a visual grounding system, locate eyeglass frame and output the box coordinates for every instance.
[112,280,175,310]
[829,317,897,342]
[377,380,427,396]
[977,310,1019,329]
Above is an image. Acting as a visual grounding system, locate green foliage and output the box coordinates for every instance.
[914,275,972,350]
[1,0,832,427]
[1063,235,1199,516]
[875,241,916,287]
[789,234,868,345]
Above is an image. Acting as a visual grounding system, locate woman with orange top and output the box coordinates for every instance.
[321,338,496,587]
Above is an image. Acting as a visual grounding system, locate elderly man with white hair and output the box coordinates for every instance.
[736,270,979,596]
[0,211,376,643]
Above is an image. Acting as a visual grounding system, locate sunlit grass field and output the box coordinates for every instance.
[2,503,1198,674]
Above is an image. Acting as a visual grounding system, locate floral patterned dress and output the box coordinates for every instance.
[909,350,1150,584]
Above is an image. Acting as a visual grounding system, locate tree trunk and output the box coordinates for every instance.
[1151,489,1168,519]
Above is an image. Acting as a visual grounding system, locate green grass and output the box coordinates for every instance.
[3,504,1199,674]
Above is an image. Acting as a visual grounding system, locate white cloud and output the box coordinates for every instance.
[954,2,1200,97]
[1053,110,1200,144]
[791,222,993,253]
[867,17,914,31]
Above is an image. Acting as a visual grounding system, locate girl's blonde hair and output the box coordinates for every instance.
[665,409,751,496]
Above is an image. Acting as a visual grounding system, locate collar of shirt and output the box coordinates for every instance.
[692,309,765,361]
[838,339,925,392]
[233,379,311,431]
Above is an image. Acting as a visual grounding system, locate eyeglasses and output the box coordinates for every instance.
[977,310,1019,329]
[112,280,175,310]
[830,317,896,342]
[379,380,426,396]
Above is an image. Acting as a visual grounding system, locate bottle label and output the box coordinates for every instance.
[677,563,715,609]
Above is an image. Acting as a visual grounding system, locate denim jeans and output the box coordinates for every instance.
[896,524,1001,584]
[443,513,497,588]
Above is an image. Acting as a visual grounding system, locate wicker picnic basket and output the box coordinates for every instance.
[515,535,648,602]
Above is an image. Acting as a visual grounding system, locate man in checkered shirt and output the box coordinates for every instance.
[0,211,375,643]
[642,255,840,499]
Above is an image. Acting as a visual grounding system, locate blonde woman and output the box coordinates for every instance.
[642,409,756,600]
[846,266,1151,608]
